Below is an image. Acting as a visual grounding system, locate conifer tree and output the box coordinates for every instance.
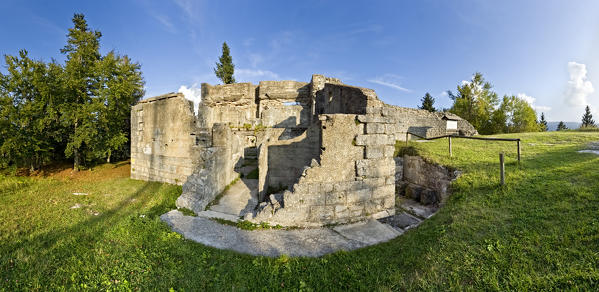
[556,121,568,131]
[538,112,548,132]
[419,92,436,112]
[214,42,235,84]
[581,105,595,128]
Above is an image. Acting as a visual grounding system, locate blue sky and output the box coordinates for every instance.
[1,0,598,122]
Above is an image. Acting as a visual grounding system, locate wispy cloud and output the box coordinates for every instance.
[368,74,411,92]
[31,15,65,36]
[236,69,280,81]
[173,0,200,22]
[151,14,176,33]
[565,61,594,106]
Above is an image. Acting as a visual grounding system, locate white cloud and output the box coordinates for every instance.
[151,14,176,33]
[517,93,551,113]
[368,74,411,92]
[248,54,263,68]
[236,69,280,81]
[565,61,594,106]
[178,84,202,115]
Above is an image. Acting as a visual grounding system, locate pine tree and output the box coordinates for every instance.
[556,121,568,131]
[419,92,436,112]
[581,105,595,128]
[214,42,235,84]
[538,112,548,132]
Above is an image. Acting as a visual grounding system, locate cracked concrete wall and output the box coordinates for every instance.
[130,93,201,185]
[176,124,242,213]
[198,83,258,128]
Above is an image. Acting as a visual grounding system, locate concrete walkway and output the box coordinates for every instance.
[161,210,401,257]
[160,195,435,257]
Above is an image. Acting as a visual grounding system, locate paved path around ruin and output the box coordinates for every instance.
[160,197,436,257]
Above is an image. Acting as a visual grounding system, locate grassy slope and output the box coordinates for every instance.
[0,132,598,290]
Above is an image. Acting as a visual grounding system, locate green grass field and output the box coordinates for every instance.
[1,131,598,290]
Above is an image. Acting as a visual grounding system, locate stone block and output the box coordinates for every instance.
[333,181,352,192]
[362,177,386,187]
[373,184,395,198]
[420,189,439,205]
[357,115,396,123]
[383,146,395,158]
[355,134,394,146]
[321,183,334,193]
[365,145,385,159]
[308,183,322,195]
[356,158,395,178]
[385,176,395,185]
[347,188,371,203]
[365,107,382,115]
[365,199,383,215]
[309,205,335,222]
[334,205,350,218]
[365,123,386,134]
[326,191,346,205]
[349,205,364,217]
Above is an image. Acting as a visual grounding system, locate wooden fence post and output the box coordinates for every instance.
[406,132,409,146]
[449,136,452,157]
[517,140,521,163]
[499,153,505,185]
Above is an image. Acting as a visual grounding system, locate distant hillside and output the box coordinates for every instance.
[546,121,580,131]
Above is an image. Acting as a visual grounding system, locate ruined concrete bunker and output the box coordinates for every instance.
[131,74,476,226]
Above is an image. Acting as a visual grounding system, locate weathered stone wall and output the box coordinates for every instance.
[382,105,478,140]
[198,83,257,128]
[130,93,201,185]
[255,113,396,226]
[258,81,311,128]
[132,74,476,226]
[395,155,458,206]
[175,124,242,213]
[264,124,320,198]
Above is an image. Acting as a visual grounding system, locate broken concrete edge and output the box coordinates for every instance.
[160,209,403,257]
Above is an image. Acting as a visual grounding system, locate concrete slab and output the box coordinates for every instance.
[196,210,240,222]
[379,212,422,230]
[333,219,401,245]
[161,210,366,257]
[208,178,258,217]
[398,197,438,219]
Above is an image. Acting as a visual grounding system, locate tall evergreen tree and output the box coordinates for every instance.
[557,121,568,131]
[581,105,595,128]
[214,42,235,84]
[448,72,499,134]
[419,92,436,112]
[538,112,548,132]
[60,13,103,170]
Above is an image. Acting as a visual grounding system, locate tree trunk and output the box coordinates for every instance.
[74,148,80,172]
[73,119,80,172]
